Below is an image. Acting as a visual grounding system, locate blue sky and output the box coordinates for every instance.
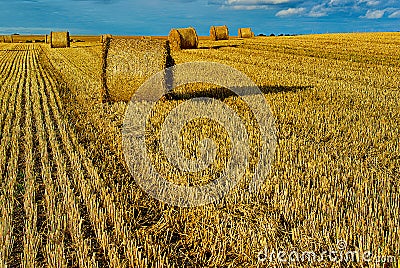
[0,0,399,35]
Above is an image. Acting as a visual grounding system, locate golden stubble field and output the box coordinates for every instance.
[0,32,399,267]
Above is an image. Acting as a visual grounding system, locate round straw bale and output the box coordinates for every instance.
[168,27,198,51]
[100,34,112,43]
[102,38,175,102]
[50,31,70,48]
[210,25,229,41]
[238,27,254,38]
[4,35,13,43]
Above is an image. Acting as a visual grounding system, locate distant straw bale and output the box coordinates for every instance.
[238,28,254,38]
[100,34,112,43]
[50,31,70,48]
[45,34,50,44]
[4,35,13,43]
[102,38,174,102]
[168,27,198,51]
[210,25,229,41]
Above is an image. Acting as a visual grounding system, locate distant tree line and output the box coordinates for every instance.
[257,33,299,37]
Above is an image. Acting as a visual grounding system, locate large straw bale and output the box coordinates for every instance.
[210,25,229,41]
[238,27,254,38]
[102,38,174,102]
[168,27,198,51]
[50,31,70,48]
[100,34,112,43]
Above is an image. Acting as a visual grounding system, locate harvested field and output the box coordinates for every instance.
[0,32,399,267]
[0,44,112,267]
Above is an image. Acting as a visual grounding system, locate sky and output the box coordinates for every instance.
[0,0,399,35]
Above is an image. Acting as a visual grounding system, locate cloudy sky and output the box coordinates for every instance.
[0,0,399,35]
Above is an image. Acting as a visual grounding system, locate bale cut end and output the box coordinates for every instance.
[210,25,229,41]
[238,28,254,38]
[168,27,198,51]
[102,38,175,102]
[50,31,70,48]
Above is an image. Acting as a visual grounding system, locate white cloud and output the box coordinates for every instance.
[225,4,271,9]
[328,0,353,6]
[217,0,298,10]
[309,10,328,17]
[225,0,294,4]
[211,0,400,19]
[362,9,385,18]
[357,0,381,7]
[388,10,400,18]
[276,7,306,16]
[308,4,329,17]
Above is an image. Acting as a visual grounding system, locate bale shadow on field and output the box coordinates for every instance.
[166,85,313,101]
[198,44,240,50]
[259,85,313,94]
[69,44,102,48]
[0,49,32,52]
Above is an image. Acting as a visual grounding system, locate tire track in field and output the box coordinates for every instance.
[0,45,28,267]
[37,45,124,267]
[30,45,68,267]
[8,44,30,266]
[39,45,135,265]
[39,44,154,267]
[0,44,112,267]
[32,46,102,268]
[40,42,175,267]
[0,47,26,142]
[21,45,40,267]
